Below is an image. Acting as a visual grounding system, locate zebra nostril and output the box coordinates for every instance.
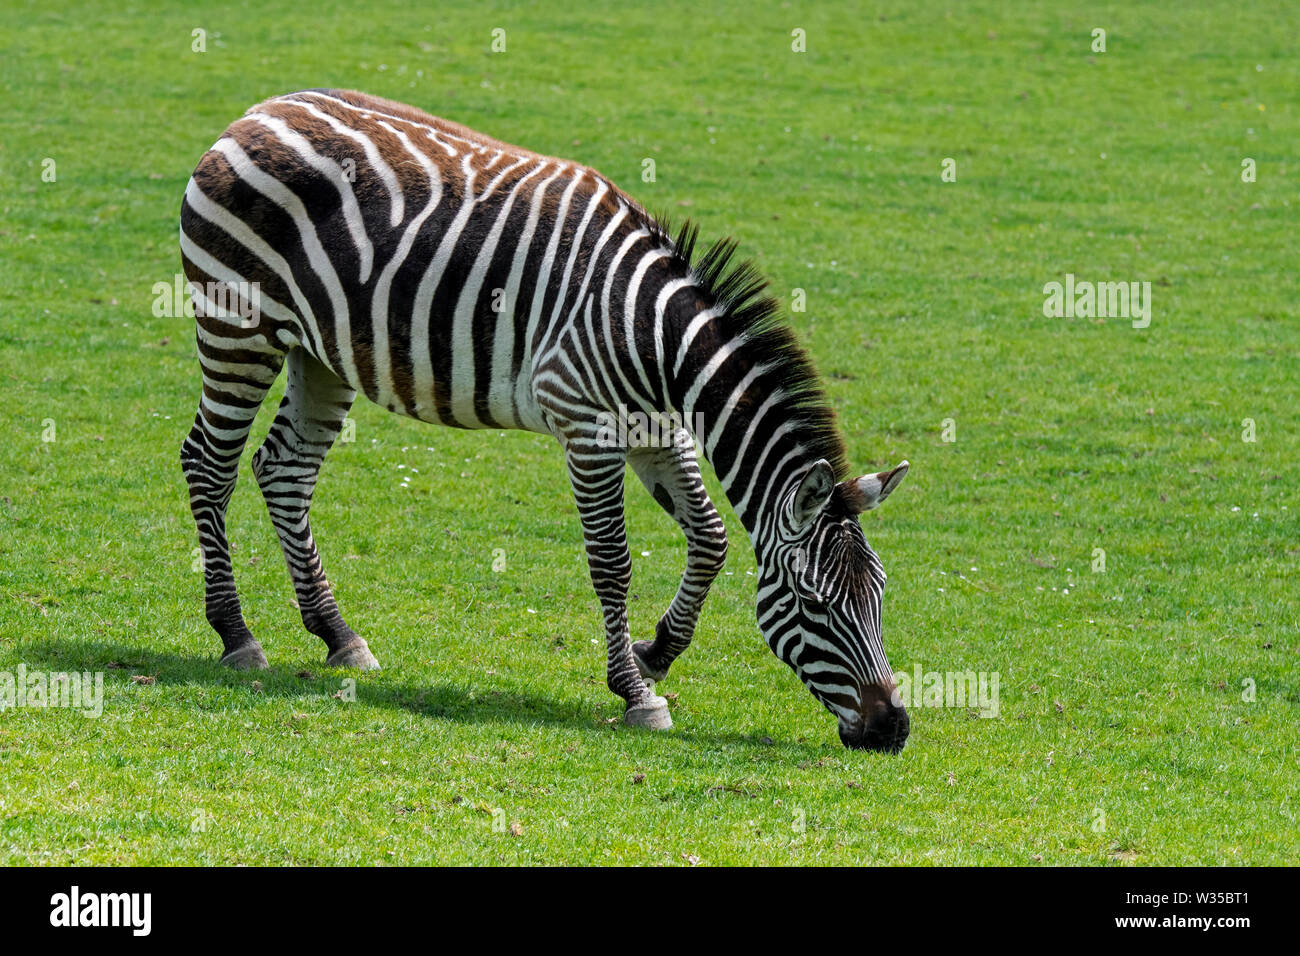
[890,706,910,748]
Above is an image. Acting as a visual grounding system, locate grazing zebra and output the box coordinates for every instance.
[179,89,912,751]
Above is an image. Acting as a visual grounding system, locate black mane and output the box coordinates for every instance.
[646,215,850,480]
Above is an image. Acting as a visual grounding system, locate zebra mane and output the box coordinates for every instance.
[647,214,850,481]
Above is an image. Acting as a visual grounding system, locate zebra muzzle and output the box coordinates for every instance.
[839,682,909,753]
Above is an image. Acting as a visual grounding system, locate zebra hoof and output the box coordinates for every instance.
[326,642,381,670]
[625,695,673,731]
[220,643,269,670]
[631,641,668,683]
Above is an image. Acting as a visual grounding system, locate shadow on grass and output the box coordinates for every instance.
[10,638,841,759]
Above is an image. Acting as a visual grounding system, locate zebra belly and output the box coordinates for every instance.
[312,292,549,436]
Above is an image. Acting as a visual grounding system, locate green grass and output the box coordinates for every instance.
[0,0,1296,865]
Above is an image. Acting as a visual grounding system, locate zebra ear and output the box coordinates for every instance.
[841,460,909,514]
[790,459,836,529]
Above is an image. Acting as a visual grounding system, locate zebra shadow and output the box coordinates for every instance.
[9,638,837,756]
[9,637,587,728]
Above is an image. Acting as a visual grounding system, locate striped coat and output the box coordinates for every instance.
[179,90,911,750]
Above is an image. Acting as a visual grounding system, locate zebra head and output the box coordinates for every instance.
[758,458,910,752]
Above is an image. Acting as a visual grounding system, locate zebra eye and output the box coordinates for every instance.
[802,591,827,611]
[793,571,827,607]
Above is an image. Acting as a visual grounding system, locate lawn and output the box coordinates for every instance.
[0,0,1295,865]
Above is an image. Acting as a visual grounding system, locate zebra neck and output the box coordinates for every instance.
[666,327,822,541]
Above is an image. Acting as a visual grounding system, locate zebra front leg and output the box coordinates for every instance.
[252,349,379,670]
[564,441,672,730]
[628,434,728,684]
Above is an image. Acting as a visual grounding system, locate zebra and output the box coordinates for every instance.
[178,89,912,752]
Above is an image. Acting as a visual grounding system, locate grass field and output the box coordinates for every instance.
[0,0,1296,865]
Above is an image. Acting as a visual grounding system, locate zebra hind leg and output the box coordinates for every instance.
[628,435,728,685]
[252,348,379,670]
[180,342,286,669]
